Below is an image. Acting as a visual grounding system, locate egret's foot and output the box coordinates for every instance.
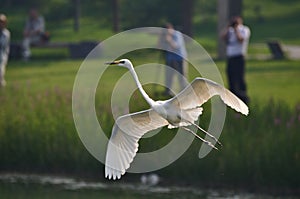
[207,141,218,151]
[191,123,223,147]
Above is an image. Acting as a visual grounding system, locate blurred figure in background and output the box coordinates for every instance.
[221,16,251,104]
[159,23,187,97]
[0,14,10,87]
[22,8,45,60]
[140,173,160,186]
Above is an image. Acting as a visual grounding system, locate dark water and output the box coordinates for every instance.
[0,174,297,199]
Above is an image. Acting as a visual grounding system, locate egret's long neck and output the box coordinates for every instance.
[128,65,155,106]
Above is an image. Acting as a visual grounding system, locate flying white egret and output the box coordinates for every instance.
[105,59,249,180]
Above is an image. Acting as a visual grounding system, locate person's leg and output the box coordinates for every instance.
[22,35,41,60]
[228,56,249,104]
[239,56,246,90]
[175,60,187,91]
[164,60,175,95]
[226,57,239,96]
[22,37,31,59]
[0,62,6,87]
[237,56,249,104]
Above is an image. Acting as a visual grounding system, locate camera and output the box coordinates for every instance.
[229,16,240,27]
[231,21,238,27]
[230,20,238,27]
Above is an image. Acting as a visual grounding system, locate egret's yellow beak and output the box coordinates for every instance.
[106,60,120,65]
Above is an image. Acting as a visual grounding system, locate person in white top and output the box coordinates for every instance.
[0,14,10,87]
[221,16,251,104]
[22,8,45,60]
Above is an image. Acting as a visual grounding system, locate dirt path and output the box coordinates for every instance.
[283,45,300,60]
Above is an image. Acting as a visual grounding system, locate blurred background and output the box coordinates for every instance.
[0,0,299,198]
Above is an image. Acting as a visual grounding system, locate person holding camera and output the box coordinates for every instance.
[221,16,251,104]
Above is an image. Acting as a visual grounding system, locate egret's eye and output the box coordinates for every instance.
[119,61,125,64]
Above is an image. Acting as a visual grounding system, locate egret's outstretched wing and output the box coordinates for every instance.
[168,78,249,115]
[105,109,168,180]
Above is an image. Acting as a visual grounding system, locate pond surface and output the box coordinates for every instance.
[0,174,297,199]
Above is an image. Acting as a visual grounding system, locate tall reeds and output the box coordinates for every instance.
[0,83,299,189]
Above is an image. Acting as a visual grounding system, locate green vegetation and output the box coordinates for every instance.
[0,0,300,193]
[4,0,300,45]
[164,102,300,190]
[0,59,299,191]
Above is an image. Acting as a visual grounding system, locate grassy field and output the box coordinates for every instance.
[0,57,299,191]
[1,0,300,193]
[215,59,300,106]
[5,58,300,105]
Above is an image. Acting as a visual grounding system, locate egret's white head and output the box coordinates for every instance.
[106,59,132,69]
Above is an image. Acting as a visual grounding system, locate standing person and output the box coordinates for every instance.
[22,8,45,60]
[162,23,187,97]
[0,14,10,87]
[221,16,251,104]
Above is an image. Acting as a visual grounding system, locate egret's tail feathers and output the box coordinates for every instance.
[183,107,203,123]
[168,107,203,129]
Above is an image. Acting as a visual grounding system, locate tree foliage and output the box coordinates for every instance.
[3,0,218,31]
[120,0,181,28]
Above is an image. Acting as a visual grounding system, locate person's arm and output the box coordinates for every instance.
[166,34,176,49]
[166,32,180,49]
[37,16,45,33]
[23,18,30,36]
[25,17,45,36]
[32,17,45,35]
[221,26,229,41]
[234,25,250,43]
[234,29,244,43]
[5,30,10,55]
[177,32,187,58]
[0,30,10,59]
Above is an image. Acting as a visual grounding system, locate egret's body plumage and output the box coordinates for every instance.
[105,59,249,180]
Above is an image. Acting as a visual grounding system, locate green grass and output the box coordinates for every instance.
[1,0,300,192]
[0,58,299,191]
[6,60,80,91]
[6,58,300,106]
[246,60,300,105]
[215,59,300,106]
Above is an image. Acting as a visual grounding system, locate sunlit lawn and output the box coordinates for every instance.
[215,59,300,106]
[6,57,300,106]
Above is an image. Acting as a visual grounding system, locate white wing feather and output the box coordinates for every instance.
[168,78,249,115]
[105,109,168,180]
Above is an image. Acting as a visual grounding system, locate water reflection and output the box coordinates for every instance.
[0,174,297,199]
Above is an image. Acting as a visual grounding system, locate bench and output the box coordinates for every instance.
[267,40,285,59]
[32,42,70,48]
[9,41,99,59]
